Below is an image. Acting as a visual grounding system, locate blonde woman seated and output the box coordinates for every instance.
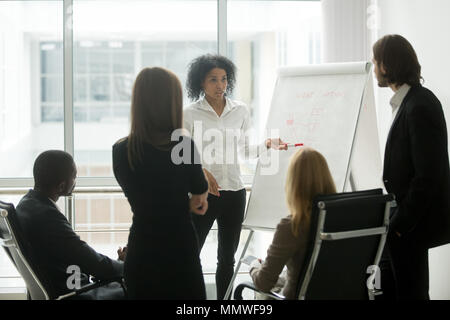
[249,147,336,299]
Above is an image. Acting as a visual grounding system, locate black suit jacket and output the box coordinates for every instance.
[383,84,450,248]
[15,189,124,298]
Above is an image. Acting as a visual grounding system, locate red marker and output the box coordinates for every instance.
[285,143,304,147]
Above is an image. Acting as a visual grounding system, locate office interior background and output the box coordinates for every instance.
[0,0,449,299]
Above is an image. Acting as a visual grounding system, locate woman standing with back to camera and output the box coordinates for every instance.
[113,67,209,299]
[184,54,286,299]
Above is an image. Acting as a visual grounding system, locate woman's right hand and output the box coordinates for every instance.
[190,191,209,215]
[203,168,221,197]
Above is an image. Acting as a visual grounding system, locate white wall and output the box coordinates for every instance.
[377,0,450,300]
[321,0,372,63]
[377,0,450,154]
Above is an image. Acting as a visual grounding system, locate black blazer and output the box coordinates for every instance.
[15,189,124,298]
[383,84,450,248]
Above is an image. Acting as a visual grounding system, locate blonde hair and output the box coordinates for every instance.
[285,147,336,237]
[128,67,183,169]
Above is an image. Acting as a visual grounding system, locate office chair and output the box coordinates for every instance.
[0,200,126,300]
[234,189,395,300]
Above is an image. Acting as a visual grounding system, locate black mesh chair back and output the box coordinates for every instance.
[295,189,394,300]
[0,200,50,300]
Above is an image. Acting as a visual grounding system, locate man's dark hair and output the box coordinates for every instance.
[373,34,423,86]
[33,150,75,191]
[186,54,237,101]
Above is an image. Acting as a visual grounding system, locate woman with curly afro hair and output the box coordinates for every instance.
[184,54,286,299]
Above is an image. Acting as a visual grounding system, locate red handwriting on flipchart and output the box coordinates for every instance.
[296,122,320,133]
[322,91,344,98]
[286,113,295,126]
[296,91,314,99]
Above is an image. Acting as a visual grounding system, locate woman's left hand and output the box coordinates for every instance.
[265,138,288,150]
[190,191,209,215]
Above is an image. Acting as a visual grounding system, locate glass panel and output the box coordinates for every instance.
[0,1,63,178]
[41,76,63,102]
[77,231,129,261]
[73,193,132,232]
[73,0,217,177]
[74,76,88,102]
[41,105,64,122]
[41,42,63,74]
[90,48,110,74]
[228,0,322,176]
[112,75,133,102]
[112,49,134,73]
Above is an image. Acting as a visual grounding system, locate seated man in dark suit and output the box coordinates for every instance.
[16,150,127,299]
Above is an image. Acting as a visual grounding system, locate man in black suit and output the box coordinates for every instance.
[16,150,127,299]
[372,34,450,300]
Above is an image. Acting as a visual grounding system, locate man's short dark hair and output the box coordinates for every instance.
[186,54,237,101]
[373,34,422,87]
[33,150,75,191]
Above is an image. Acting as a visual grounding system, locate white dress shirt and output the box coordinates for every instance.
[184,97,266,191]
[390,83,411,126]
[382,83,412,194]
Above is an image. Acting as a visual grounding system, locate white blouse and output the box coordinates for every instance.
[184,97,266,191]
[389,83,411,126]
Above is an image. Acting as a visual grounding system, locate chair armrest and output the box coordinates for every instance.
[56,277,125,300]
[233,281,285,300]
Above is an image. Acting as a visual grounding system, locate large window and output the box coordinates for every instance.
[72,0,217,177]
[0,0,321,297]
[228,0,322,175]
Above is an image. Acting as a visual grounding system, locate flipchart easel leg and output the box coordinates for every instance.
[224,229,254,300]
[349,170,356,192]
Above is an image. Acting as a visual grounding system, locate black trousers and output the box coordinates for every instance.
[124,222,206,300]
[379,231,430,300]
[191,189,246,300]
